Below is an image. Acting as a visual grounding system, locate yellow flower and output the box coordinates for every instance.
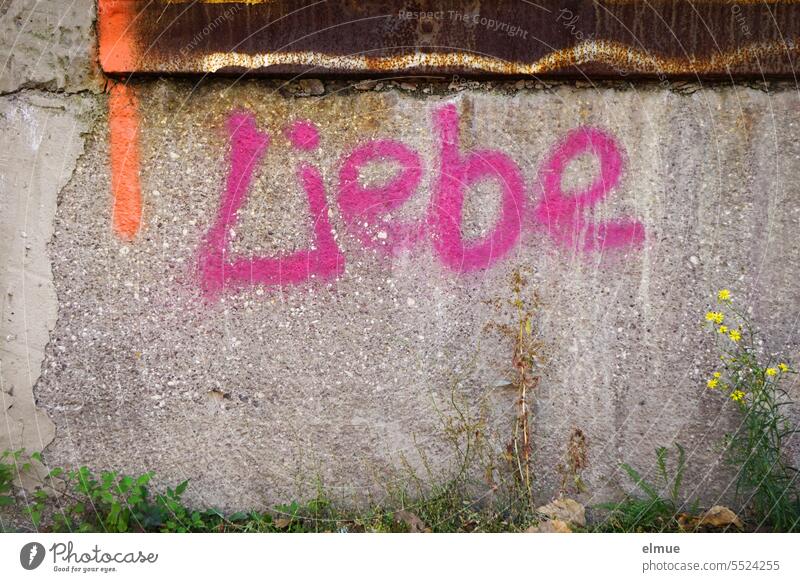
[766,367,777,377]
[718,325,728,334]
[707,378,719,389]
[730,390,746,403]
[705,311,724,324]
[779,363,790,373]
[717,289,731,302]
[729,329,741,342]
[713,372,721,378]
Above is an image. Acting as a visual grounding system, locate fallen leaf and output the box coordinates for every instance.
[536,498,586,527]
[677,513,697,530]
[274,517,292,529]
[697,505,743,529]
[526,519,573,533]
[394,510,428,533]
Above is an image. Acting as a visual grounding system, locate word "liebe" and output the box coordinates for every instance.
[199,104,644,296]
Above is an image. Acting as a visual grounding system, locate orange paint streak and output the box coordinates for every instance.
[98,0,138,72]
[108,83,142,240]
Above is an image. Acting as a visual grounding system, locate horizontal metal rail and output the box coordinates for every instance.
[98,0,800,78]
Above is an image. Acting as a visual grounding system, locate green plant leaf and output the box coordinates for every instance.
[671,444,686,505]
[28,508,42,528]
[118,475,133,493]
[621,463,659,502]
[107,502,120,526]
[656,446,668,487]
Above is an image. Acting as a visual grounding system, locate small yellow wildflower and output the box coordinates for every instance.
[707,378,719,389]
[705,311,717,322]
[729,329,741,342]
[779,363,790,373]
[730,390,746,403]
[717,289,731,302]
[713,372,721,378]
[766,367,777,377]
[718,325,728,334]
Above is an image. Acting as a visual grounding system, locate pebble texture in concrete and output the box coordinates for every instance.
[29,81,800,510]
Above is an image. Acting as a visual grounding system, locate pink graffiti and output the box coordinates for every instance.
[200,105,644,297]
[338,139,425,256]
[199,112,344,296]
[285,119,320,151]
[430,104,527,272]
[533,127,644,252]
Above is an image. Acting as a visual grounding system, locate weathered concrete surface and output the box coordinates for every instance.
[24,81,800,510]
[0,90,99,458]
[0,0,100,94]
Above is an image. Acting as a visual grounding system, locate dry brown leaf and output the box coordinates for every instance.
[677,513,697,530]
[394,510,428,533]
[536,498,586,527]
[274,517,292,529]
[697,505,743,529]
[526,519,573,533]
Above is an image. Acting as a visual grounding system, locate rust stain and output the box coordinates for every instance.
[602,0,800,4]
[166,1,275,3]
[177,40,800,76]
[98,1,800,77]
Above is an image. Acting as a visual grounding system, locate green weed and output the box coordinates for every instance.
[596,444,698,532]
[703,289,800,532]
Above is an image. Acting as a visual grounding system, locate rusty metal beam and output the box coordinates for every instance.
[98,1,800,78]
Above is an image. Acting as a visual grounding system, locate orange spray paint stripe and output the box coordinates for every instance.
[108,83,142,240]
[98,0,138,72]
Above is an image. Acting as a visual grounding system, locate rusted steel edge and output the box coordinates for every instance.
[99,1,800,79]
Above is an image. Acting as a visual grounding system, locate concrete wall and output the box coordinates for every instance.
[2,2,799,512]
[1,1,100,483]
